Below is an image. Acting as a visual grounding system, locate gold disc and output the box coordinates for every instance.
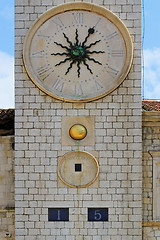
[69,124,87,140]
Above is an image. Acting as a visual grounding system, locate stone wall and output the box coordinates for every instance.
[15,0,142,239]
[0,136,15,240]
[142,112,160,239]
[2,111,160,239]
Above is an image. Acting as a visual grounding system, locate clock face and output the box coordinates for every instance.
[23,3,133,102]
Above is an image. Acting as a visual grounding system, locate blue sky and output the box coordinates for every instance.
[0,0,159,108]
[0,0,14,109]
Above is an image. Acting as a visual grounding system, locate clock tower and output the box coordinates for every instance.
[15,0,142,239]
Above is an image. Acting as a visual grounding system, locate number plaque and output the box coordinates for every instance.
[88,208,108,221]
[48,208,69,221]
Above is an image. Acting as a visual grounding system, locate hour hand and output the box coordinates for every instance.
[51,52,68,56]
[82,27,95,46]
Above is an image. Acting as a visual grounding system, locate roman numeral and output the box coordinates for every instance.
[106,31,118,40]
[107,66,119,77]
[111,50,124,57]
[75,84,84,96]
[37,34,51,39]
[72,12,84,25]
[52,17,64,30]
[36,35,52,44]
[37,65,52,81]
[32,50,45,58]
[95,80,103,91]
[52,79,64,92]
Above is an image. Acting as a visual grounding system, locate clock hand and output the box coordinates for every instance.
[82,27,95,47]
[65,61,75,75]
[55,57,71,66]
[75,29,79,45]
[87,56,102,65]
[63,33,74,48]
[82,59,93,74]
[53,41,70,51]
[51,52,68,56]
[85,40,101,49]
[77,62,80,78]
[86,50,104,54]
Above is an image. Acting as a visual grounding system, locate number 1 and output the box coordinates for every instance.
[57,210,61,221]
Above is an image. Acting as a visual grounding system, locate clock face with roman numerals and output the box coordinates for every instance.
[23,3,133,102]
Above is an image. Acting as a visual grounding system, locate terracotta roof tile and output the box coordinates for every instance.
[142,100,160,111]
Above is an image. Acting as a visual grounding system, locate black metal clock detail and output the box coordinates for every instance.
[51,28,104,78]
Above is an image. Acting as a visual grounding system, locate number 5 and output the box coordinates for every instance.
[94,210,102,220]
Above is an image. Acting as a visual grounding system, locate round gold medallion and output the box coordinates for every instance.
[69,124,87,140]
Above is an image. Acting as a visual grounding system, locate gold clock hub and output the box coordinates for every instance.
[69,124,87,140]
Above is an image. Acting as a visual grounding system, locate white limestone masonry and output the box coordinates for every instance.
[15,0,142,239]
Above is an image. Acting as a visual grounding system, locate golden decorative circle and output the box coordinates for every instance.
[69,124,87,140]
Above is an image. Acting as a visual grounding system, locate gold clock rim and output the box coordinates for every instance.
[58,151,99,188]
[23,2,134,102]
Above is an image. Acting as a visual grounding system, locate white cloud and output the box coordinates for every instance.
[0,51,14,109]
[143,48,160,99]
